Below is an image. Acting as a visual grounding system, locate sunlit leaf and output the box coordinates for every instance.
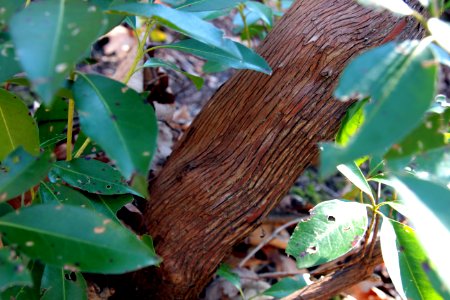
[357,0,414,15]
[321,41,438,175]
[263,275,307,298]
[286,200,368,268]
[337,162,374,200]
[0,204,161,274]
[380,218,443,299]
[0,89,40,160]
[217,264,242,293]
[176,0,242,12]
[10,0,104,104]
[428,18,450,54]
[72,74,158,179]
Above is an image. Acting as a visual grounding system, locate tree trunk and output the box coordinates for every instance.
[139,0,424,298]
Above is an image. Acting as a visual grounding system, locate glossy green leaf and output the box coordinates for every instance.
[286,200,368,268]
[335,98,368,146]
[109,3,240,57]
[357,0,414,15]
[9,0,104,104]
[48,159,140,196]
[321,41,438,175]
[176,0,242,11]
[380,218,442,299]
[385,111,448,160]
[245,1,273,27]
[263,275,307,298]
[38,182,95,209]
[0,204,161,274]
[428,18,450,53]
[72,74,158,179]
[87,194,133,223]
[0,34,22,84]
[140,58,204,90]
[337,162,374,200]
[0,248,32,292]
[390,175,450,290]
[155,39,272,74]
[35,97,68,147]
[0,89,40,160]
[40,266,87,300]
[0,148,52,202]
[217,264,242,293]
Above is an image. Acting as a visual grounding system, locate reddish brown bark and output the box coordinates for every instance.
[139,0,423,298]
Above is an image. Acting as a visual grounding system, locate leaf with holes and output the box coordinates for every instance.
[109,3,241,58]
[155,39,271,74]
[35,97,68,147]
[389,175,450,290]
[0,204,161,274]
[48,159,140,196]
[72,74,158,179]
[9,0,104,104]
[0,89,40,160]
[38,181,94,209]
[40,265,87,300]
[380,218,443,299]
[0,148,53,202]
[140,58,204,90]
[263,275,307,298]
[87,194,133,224]
[286,200,368,268]
[0,248,32,292]
[321,40,438,176]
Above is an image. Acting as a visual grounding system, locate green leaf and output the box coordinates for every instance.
[87,194,133,224]
[48,159,140,196]
[385,111,448,160]
[286,200,368,268]
[109,3,241,57]
[321,40,438,175]
[72,74,158,179]
[0,34,22,84]
[35,97,68,147]
[216,264,242,292]
[0,2,24,28]
[337,162,374,200]
[0,89,40,160]
[38,182,95,209]
[9,0,104,104]
[356,0,414,15]
[245,1,273,27]
[380,218,443,299]
[428,18,450,54]
[140,58,204,90]
[155,39,272,74]
[40,266,87,300]
[0,204,161,274]
[0,148,52,202]
[0,203,13,217]
[389,175,450,290]
[335,98,368,146]
[0,248,32,292]
[263,275,307,298]
[176,0,242,12]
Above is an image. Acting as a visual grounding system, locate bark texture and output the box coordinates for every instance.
[140,0,423,298]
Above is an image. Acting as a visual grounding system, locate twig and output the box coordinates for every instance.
[238,217,304,268]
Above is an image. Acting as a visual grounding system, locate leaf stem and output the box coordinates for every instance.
[123,19,155,85]
[66,98,75,161]
[74,137,91,158]
[238,4,252,48]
